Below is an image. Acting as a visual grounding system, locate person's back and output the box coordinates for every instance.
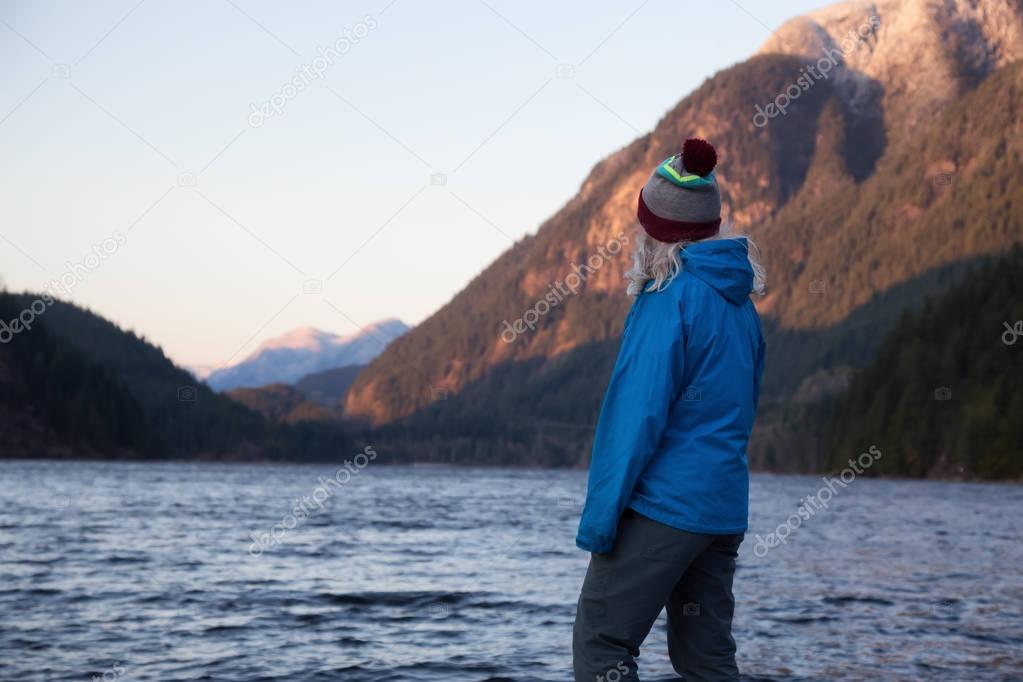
[627,240,763,537]
[573,138,765,682]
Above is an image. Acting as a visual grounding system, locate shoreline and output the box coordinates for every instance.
[2,454,1022,484]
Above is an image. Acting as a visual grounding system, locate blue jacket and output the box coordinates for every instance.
[576,237,765,553]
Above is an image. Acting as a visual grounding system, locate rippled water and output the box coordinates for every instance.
[1,459,1021,681]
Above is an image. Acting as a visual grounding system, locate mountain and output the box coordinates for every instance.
[744,56,1023,472]
[343,0,1023,472]
[0,293,353,460]
[295,364,365,407]
[758,0,1023,138]
[206,319,408,391]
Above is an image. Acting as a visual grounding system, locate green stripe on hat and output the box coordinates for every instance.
[656,156,715,188]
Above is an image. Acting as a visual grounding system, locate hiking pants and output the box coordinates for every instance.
[573,508,743,682]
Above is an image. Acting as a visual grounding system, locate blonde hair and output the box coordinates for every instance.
[625,224,766,297]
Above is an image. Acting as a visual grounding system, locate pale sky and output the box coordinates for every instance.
[0,0,828,369]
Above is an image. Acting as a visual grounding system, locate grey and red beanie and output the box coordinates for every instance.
[637,138,721,243]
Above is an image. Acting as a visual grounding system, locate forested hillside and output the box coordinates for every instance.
[0,296,147,457]
[295,364,365,407]
[825,247,1023,479]
[0,294,353,460]
[226,383,338,424]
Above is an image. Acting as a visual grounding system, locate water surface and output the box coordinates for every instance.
[1,460,1020,681]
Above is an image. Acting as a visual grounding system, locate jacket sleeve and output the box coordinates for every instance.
[576,289,685,553]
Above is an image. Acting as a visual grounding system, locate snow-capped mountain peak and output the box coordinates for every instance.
[206,319,409,391]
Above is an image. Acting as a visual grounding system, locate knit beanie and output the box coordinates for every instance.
[637,138,721,243]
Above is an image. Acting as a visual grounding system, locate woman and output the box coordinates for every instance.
[573,138,766,682]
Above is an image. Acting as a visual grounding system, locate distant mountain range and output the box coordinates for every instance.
[205,320,408,391]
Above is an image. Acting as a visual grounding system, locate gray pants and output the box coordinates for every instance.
[573,509,743,682]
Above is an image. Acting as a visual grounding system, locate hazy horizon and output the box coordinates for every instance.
[1,0,828,367]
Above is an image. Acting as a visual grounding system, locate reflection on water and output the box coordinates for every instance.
[0,460,1020,681]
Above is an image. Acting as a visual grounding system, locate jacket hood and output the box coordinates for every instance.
[680,238,754,305]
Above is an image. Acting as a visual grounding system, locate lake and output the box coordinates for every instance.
[0,459,1021,681]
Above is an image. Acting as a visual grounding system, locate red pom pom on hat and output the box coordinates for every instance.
[681,138,717,177]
